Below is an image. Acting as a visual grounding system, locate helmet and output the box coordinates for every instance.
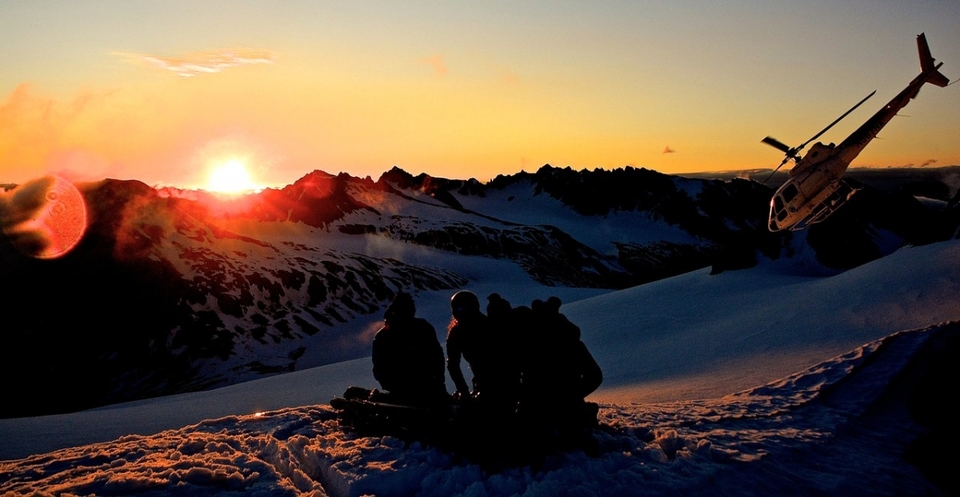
[450,290,480,314]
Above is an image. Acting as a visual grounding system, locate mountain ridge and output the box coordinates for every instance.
[1,164,957,417]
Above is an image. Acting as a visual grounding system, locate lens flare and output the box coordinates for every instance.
[0,176,88,259]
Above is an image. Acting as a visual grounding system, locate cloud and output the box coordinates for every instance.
[0,84,115,182]
[420,55,447,78]
[663,146,675,154]
[897,159,938,168]
[117,49,275,78]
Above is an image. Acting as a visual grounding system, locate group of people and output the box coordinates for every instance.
[370,290,603,427]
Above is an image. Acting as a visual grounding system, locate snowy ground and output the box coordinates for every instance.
[1,239,959,495]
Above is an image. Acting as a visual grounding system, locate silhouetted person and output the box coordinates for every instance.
[485,293,523,409]
[371,292,447,406]
[446,291,520,414]
[486,293,512,321]
[519,296,602,428]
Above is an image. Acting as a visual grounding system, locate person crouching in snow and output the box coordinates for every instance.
[519,296,603,429]
[446,290,523,416]
[371,292,448,407]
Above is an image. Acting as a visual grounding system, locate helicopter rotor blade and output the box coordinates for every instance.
[761,155,793,185]
[761,136,793,154]
[760,90,876,186]
[797,90,877,151]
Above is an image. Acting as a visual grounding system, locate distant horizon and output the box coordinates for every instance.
[5,162,960,194]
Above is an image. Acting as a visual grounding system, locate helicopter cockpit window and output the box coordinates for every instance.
[781,184,799,203]
[777,209,788,222]
[773,196,788,222]
[774,195,785,213]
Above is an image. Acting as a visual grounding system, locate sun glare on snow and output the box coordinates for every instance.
[206,159,257,194]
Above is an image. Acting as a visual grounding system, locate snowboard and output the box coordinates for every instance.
[330,387,456,437]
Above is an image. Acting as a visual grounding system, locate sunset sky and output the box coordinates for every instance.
[2,1,958,190]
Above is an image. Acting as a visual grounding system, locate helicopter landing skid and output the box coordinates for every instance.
[792,181,858,230]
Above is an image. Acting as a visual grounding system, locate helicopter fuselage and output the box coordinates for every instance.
[768,143,849,231]
[766,33,949,232]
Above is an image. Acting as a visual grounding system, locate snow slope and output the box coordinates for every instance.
[1,239,958,495]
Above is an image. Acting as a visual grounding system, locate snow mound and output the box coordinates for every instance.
[3,323,951,496]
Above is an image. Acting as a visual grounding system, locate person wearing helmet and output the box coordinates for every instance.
[445,290,520,415]
[371,292,448,406]
[446,290,486,399]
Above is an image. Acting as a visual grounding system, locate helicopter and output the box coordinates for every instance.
[763,33,949,232]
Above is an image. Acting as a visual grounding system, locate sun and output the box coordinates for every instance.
[206,159,257,194]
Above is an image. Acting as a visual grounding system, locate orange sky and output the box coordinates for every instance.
[2,2,958,190]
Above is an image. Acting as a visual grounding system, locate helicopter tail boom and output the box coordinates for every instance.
[833,33,948,160]
[918,32,949,87]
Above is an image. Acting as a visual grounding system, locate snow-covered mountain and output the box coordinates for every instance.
[1,165,957,418]
[1,236,958,495]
